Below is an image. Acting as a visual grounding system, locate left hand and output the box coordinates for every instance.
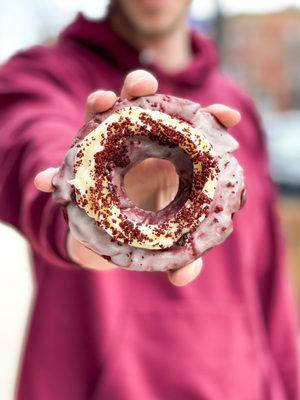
[34,69,241,286]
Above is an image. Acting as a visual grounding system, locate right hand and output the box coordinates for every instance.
[34,70,241,286]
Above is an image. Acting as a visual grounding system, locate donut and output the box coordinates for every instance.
[53,94,246,271]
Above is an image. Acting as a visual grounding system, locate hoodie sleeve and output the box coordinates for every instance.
[0,47,85,268]
[244,99,299,399]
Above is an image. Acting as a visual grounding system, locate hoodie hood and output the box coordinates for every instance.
[59,13,218,88]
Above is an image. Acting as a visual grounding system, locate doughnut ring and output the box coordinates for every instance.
[53,94,246,271]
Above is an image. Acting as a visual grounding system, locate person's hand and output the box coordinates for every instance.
[34,70,241,286]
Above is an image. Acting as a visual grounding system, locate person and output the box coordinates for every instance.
[0,0,298,398]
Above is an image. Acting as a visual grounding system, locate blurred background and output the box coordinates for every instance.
[0,0,299,398]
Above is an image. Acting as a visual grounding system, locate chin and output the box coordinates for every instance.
[131,18,179,37]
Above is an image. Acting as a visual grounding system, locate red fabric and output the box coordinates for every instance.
[0,14,299,400]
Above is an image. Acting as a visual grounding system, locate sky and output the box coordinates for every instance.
[1,0,300,61]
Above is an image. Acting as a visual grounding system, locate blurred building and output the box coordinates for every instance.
[221,8,300,111]
[216,8,300,303]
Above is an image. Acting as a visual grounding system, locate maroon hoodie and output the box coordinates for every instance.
[0,15,298,400]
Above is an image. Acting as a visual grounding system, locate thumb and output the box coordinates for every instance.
[34,167,59,192]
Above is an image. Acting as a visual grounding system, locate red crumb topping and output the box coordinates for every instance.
[214,205,223,213]
[226,182,235,188]
[73,110,219,246]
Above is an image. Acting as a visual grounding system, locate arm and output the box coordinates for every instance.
[0,49,83,267]
[0,52,240,283]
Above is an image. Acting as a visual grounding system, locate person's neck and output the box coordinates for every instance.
[109,12,192,74]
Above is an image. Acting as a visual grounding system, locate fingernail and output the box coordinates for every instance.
[127,77,147,89]
[87,90,104,103]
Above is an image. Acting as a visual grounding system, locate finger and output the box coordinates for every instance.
[67,234,116,271]
[202,104,241,128]
[168,257,203,287]
[85,90,117,121]
[34,167,59,192]
[121,69,158,99]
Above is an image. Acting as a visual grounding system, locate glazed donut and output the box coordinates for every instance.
[53,94,246,271]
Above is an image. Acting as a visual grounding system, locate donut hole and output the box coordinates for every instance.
[124,158,179,212]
